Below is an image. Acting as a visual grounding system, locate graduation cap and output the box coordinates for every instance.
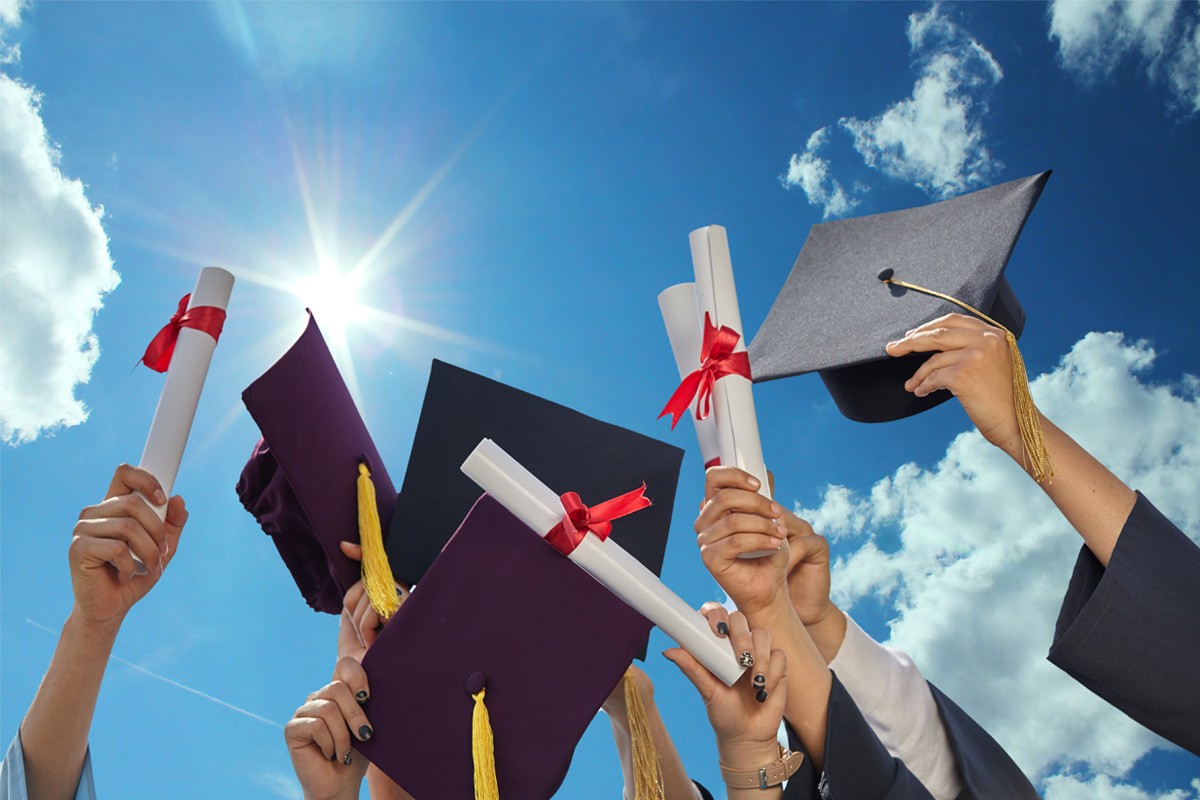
[749,170,1050,425]
[387,360,684,594]
[236,312,401,617]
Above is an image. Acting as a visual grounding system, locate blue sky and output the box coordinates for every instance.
[1,2,1197,798]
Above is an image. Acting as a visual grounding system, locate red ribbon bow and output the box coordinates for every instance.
[544,483,652,556]
[658,313,751,429]
[140,293,227,373]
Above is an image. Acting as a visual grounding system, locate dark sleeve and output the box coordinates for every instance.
[780,673,934,800]
[925,684,1039,799]
[691,780,716,800]
[1048,491,1200,755]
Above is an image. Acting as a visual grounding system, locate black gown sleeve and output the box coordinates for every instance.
[1048,491,1200,755]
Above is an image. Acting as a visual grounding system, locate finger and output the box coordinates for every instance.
[727,611,755,674]
[907,312,990,336]
[70,535,140,583]
[699,602,731,638]
[701,532,787,565]
[911,364,960,398]
[352,590,381,648]
[884,325,990,358]
[72,516,162,576]
[703,466,761,502]
[788,532,829,564]
[697,512,786,548]
[105,464,167,506]
[765,647,788,698]
[662,648,721,702]
[283,716,337,761]
[696,489,783,533]
[306,698,352,762]
[80,492,170,546]
[750,628,771,702]
[339,541,364,563]
[333,656,370,705]
[316,681,374,743]
[161,496,186,564]
[902,349,962,392]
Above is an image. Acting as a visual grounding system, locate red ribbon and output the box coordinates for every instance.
[140,293,227,373]
[704,457,721,470]
[658,313,751,429]
[544,483,652,556]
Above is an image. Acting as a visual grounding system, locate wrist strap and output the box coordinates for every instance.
[719,743,804,789]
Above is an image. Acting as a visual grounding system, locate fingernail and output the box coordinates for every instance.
[756,689,768,703]
[160,539,170,557]
[716,622,729,637]
[747,476,760,489]
[885,340,899,349]
[342,750,353,765]
[154,489,167,505]
[355,690,369,704]
[770,537,784,548]
[770,503,782,516]
[358,725,373,741]
[331,752,338,762]
[753,673,766,686]
[905,328,915,336]
[776,523,788,536]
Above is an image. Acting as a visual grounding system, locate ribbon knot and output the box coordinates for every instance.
[140,293,227,373]
[658,312,751,429]
[544,483,651,556]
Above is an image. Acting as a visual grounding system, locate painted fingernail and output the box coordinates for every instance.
[330,752,338,762]
[343,750,353,765]
[716,622,729,637]
[753,673,766,686]
[739,651,755,668]
[756,689,769,703]
[355,690,369,704]
[358,725,373,741]
[154,489,167,505]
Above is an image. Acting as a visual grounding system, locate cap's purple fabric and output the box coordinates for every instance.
[357,494,653,799]
[236,312,397,613]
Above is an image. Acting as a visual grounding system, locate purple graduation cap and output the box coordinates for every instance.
[236,312,398,615]
[749,171,1050,422]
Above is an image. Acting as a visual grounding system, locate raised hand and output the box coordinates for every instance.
[284,658,374,800]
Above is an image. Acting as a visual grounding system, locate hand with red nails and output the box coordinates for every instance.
[695,467,790,616]
[665,606,788,799]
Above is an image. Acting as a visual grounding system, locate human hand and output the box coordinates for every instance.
[885,313,1022,455]
[664,606,787,761]
[601,662,654,724]
[68,464,187,629]
[336,541,409,665]
[695,467,789,616]
[285,658,374,800]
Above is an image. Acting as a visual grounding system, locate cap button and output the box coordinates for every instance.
[466,671,486,695]
[876,267,895,282]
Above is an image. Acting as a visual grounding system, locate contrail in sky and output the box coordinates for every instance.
[22,616,283,730]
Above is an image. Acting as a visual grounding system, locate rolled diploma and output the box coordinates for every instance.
[461,438,744,686]
[137,266,235,524]
[657,283,722,468]
[689,226,771,500]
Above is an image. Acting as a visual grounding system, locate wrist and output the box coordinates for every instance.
[717,738,785,770]
[803,604,846,664]
[63,609,123,646]
[742,593,800,631]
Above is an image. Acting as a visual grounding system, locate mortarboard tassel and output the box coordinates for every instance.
[879,270,1055,483]
[357,462,401,619]
[470,685,500,800]
[623,669,665,800]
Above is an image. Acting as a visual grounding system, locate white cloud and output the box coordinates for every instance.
[1043,774,1200,800]
[840,3,1004,198]
[797,332,1199,786]
[1048,0,1200,116]
[780,127,862,219]
[0,74,120,445]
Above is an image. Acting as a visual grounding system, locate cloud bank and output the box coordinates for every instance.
[0,19,119,445]
[782,3,1002,217]
[797,332,1199,788]
[1048,0,1200,116]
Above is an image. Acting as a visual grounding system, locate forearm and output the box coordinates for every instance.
[21,610,121,800]
[744,597,830,770]
[606,699,700,800]
[1002,414,1136,567]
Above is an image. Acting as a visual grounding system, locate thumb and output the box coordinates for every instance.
[339,541,363,562]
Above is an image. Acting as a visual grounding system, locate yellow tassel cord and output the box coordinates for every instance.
[471,689,500,800]
[884,277,1055,483]
[623,670,665,800]
[357,463,401,619]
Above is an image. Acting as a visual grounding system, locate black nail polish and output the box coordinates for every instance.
[343,750,353,765]
[753,673,766,686]
[356,690,369,704]
[330,752,338,762]
[756,689,768,703]
[716,622,729,636]
[358,725,373,741]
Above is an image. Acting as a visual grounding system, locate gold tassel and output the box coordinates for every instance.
[471,688,500,800]
[623,670,665,800]
[882,275,1055,483]
[357,462,401,619]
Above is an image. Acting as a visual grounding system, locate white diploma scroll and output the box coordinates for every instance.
[137,266,235,523]
[658,282,722,468]
[689,226,772,501]
[461,438,745,686]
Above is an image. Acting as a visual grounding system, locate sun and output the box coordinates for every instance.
[294,268,366,337]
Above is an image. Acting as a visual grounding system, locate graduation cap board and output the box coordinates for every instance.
[388,360,685,595]
[237,312,400,616]
[749,170,1050,424]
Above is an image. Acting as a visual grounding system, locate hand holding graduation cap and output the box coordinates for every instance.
[285,657,375,800]
[885,313,1024,459]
